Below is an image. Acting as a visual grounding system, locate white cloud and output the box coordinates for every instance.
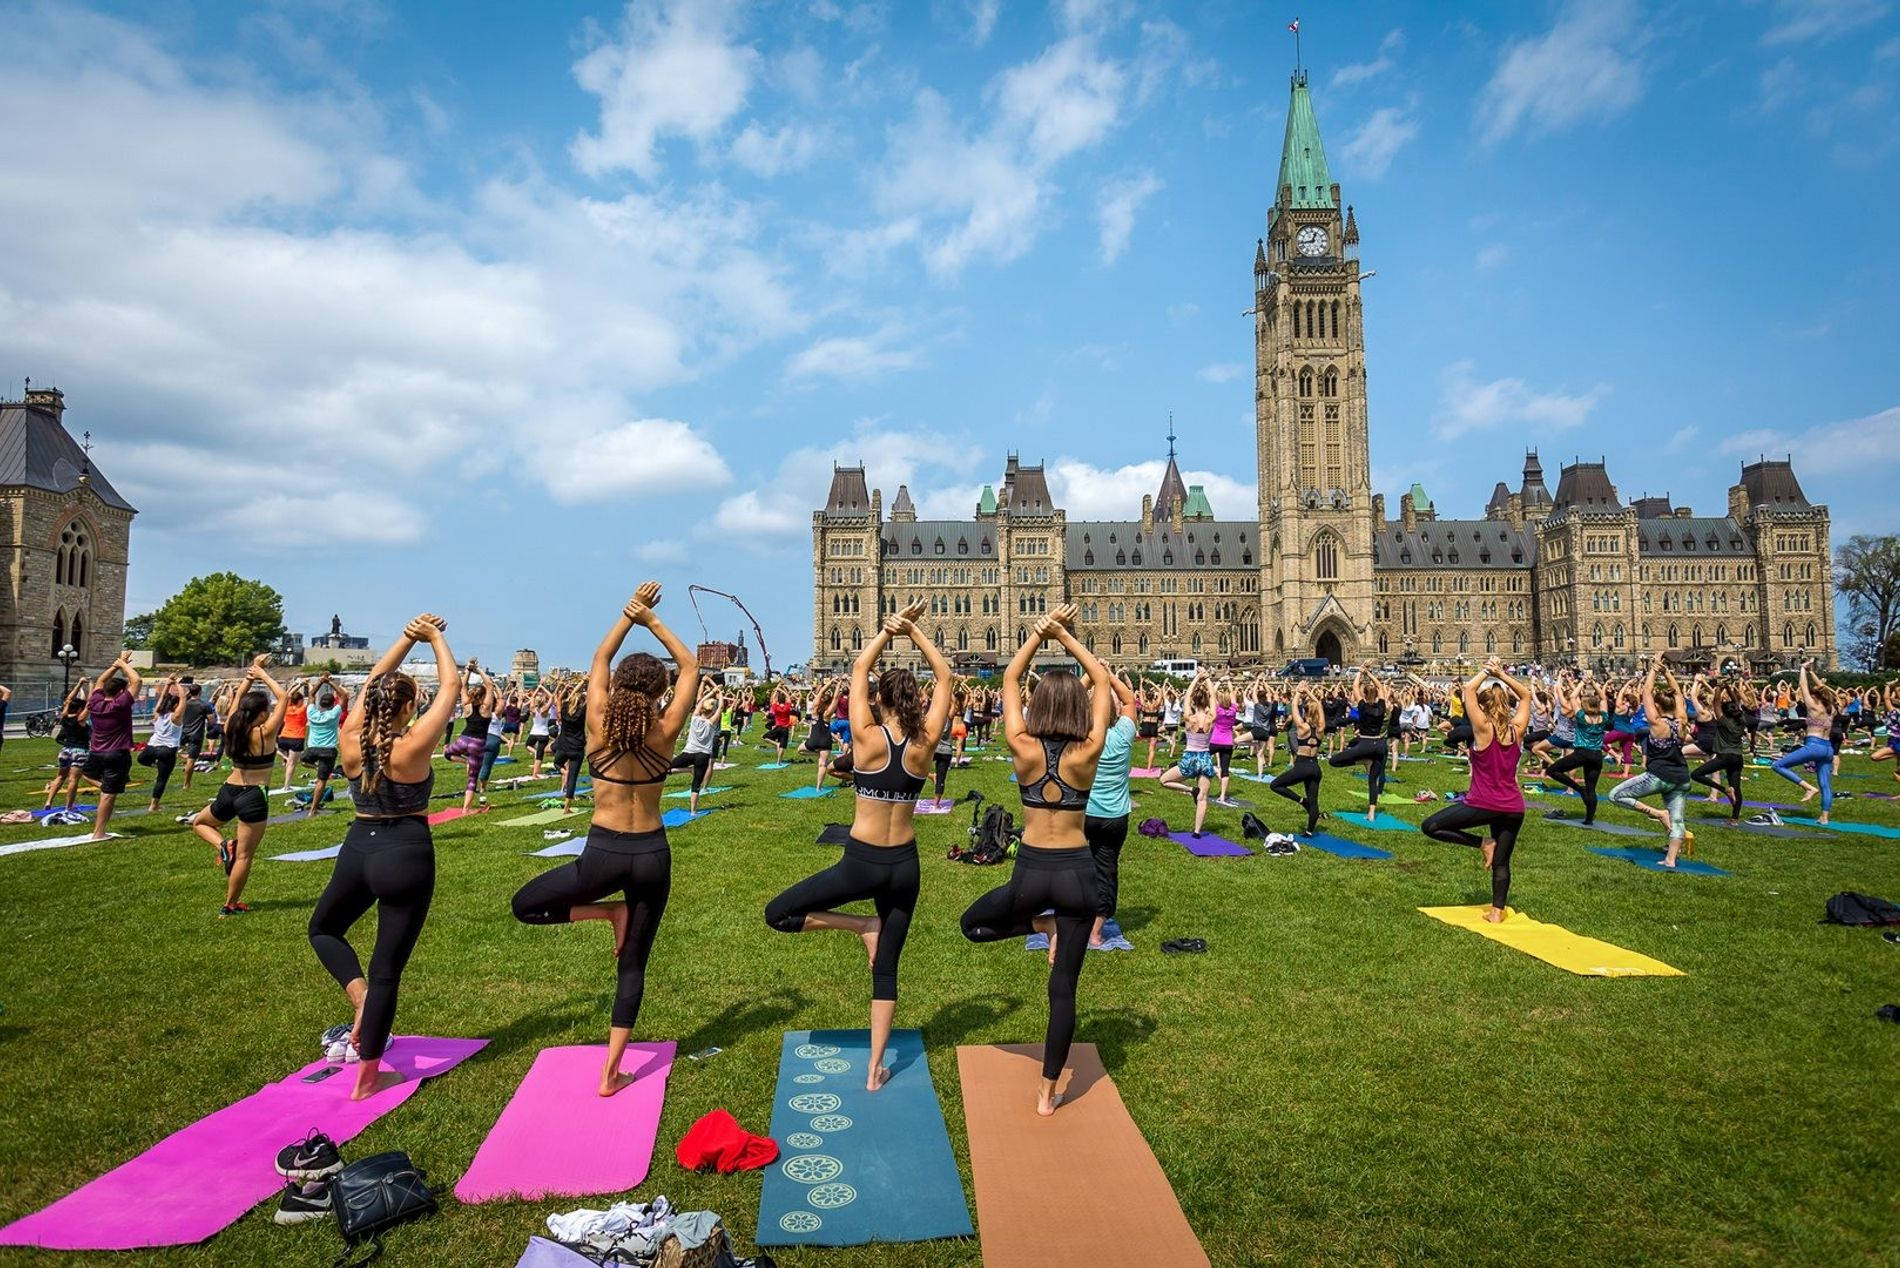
[1432,360,1609,440]
[1477,0,1645,145]
[637,540,691,563]
[1718,406,1900,476]
[1341,106,1418,178]
[1475,243,1511,270]
[533,416,732,503]
[1096,170,1162,264]
[1331,29,1405,88]
[1043,457,1256,521]
[214,490,427,546]
[570,0,758,179]
[1665,424,1700,453]
[1198,362,1245,383]
[729,121,821,176]
[968,0,1001,46]
[785,326,923,382]
[715,421,983,544]
[995,35,1127,164]
[1761,0,1891,46]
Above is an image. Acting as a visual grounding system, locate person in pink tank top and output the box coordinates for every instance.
[1420,658,1532,923]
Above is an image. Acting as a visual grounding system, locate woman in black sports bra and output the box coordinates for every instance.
[188,654,288,918]
[308,614,461,1101]
[511,582,698,1097]
[765,601,953,1092]
[960,604,1113,1117]
[1268,683,1326,835]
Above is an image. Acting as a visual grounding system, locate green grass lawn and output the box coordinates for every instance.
[2,736,1898,1266]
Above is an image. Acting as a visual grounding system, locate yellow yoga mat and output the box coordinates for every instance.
[1418,906,1684,978]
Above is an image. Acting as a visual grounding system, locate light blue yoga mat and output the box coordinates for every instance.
[781,786,836,799]
[1026,917,1131,952]
[268,844,343,861]
[1343,811,1417,832]
[1780,816,1900,839]
[1591,846,1729,876]
[660,807,718,828]
[759,762,792,771]
[1304,832,1390,860]
[664,786,731,799]
[757,1029,972,1247]
[529,838,584,857]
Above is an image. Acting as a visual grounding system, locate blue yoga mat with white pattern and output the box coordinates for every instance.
[757,1029,972,1247]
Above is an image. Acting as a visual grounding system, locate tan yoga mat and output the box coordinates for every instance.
[957,1044,1209,1268]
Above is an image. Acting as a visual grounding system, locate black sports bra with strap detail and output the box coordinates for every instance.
[589,741,673,787]
[854,726,926,803]
[1019,738,1089,812]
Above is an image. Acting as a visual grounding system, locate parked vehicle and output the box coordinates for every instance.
[1148,658,1199,677]
[1279,658,1332,678]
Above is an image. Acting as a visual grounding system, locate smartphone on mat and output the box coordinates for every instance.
[687,1046,722,1061]
[301,1065,344,1084]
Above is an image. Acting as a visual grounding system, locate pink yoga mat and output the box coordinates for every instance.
[455,1042,676,1204]
[1131,767,1163,778]
[427,807,473,824]
[0,1036,486,1251]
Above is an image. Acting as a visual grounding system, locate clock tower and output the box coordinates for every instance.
[1253,69,1375,665]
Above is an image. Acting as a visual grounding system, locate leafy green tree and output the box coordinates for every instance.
[148,573,287,667]
[121,612,155,651]
[1835,534,1900,669]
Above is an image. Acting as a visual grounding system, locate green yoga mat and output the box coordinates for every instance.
[502,807,577,826]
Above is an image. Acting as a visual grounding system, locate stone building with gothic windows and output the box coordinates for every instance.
[0,387,137,694]
[811,70,1836,674]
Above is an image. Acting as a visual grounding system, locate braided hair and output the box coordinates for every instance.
[359,672,418,791]
[600,653,670,761]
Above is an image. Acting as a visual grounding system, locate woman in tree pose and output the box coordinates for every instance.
[762,686,797,764]
[553,677,590,813]
[525,686,556,779]
[1608,653,1697,866]
[1870,682,1900,782]
[142,674,185,815]
[1207,679,1241,807]
[512,585,697,1096]
[1769,660,1839,825]
[1269,683,1326,835]
[1249,680,1280,777]
[303,674,349,817]
[1545,674,1609,826]
[1420,659,1532,923]
[309,615,459,1100]
[190,656,287,916]
[276,682,309,792]
[766,601,951,1092]
[444,661,502,813]
[1084,670,1140,948]
[1689,675,1749,823]
[1328,666,1392,825]
[670,685,722,815]
[1156,673,1217,838]
[960,606,1112,1115]
[1137,683,1164,772]
[43,679,92,814]
[801,680,839,789]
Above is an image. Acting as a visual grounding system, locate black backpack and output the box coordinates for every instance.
[1824,892,1900,926]
[952,794,1016,865]
[331,1150,438,1266]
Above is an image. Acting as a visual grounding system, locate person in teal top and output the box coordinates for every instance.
[302,675,349,818]
[1084,673,1139,948]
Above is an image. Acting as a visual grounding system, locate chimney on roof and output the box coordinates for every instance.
[1400,492,1417,534]
[1141,493,1154,535]
[1170,495,1183,535]
[1506,493,1524,530]
[1371,492,1385,523]
[1675,506,1693,519]
[1728,481,1750,520]
[871,487,882,521]
[24,385,64,422]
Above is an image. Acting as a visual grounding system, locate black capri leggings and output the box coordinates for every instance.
[1270,755,1323,834]
[556,749,585,798]
[1543,747,1604,823]
[1690,752,1745,819]
[932,751,952,799]
[1330,735,1389,803]
[511,825,671,1029]
[671,750,713,792]
[308,817,435,1062]
[1083,813,1128,919]
[1420,803,1524,910]
[143,746,179,803]
[961,844,1095,1080]
[765,839,919,1001]
[1208,743,1234,778]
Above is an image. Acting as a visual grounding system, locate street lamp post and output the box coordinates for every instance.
[57,642,78,698]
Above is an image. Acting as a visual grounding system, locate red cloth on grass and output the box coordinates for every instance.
[675,1109,778,1173]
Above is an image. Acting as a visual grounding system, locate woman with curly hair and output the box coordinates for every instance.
[766,601,951,1091]
[512,583,698,1097]
[189,656,286,916]
[307,615,460,1100]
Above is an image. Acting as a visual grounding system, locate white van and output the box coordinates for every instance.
[1148,658,1199,677]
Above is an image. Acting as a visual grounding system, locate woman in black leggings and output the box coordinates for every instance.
[1544,676,1607,825]
[553,678,589,813]
[961,605,1113,1117]
[766,600,952,1092]
[1689,677,1748,823]
[1328,667,1392,823]
[309,614,460,1101]
[512,582,698,1097]
[1270,683,1326,834]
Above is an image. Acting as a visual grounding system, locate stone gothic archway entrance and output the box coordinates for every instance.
[1316,629,1343,666]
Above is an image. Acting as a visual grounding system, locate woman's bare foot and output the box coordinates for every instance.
[607,904,630,956]
[599,1068,637,1097]
[860,916,882,967]
[349,1066,404,1101]
[1036,1089,1064,1117]
[1480,838,1495,869]
[1032,914,1057,965]
[866,1064,892,1093]
[1482,905,1505,924]
[1798,784,1818,804]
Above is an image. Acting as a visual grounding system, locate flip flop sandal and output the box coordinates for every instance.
[1160,938,1208,954]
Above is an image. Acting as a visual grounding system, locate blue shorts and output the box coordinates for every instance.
[829,718,851,745]
[1179,751,1217,780]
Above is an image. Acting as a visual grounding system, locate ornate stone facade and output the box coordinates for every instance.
[811,71,1836,674]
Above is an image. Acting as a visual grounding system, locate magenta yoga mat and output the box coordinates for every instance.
[0,1036,487,1251]
[455,1042,676,1204]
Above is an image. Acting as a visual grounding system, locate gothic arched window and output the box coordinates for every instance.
[71,614,83,658]
[1315,532,1339,582]
[1322,366,1338,397]
[1331,300,1341,338]
[1299,367,1313,398]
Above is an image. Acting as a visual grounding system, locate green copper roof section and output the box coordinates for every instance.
[1407,482,1433,512]
[978,484,997,514]
[1182,484,1214,519]
[1275,71,1333,210]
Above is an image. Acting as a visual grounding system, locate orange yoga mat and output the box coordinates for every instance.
[957,1044,1208,1268]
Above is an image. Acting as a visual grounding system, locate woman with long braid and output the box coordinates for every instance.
[189,656,287,917]
[1268,683,1325,834]
[308,615,460,1100]
[512,584,697,1096]
[1420,659,1531,923]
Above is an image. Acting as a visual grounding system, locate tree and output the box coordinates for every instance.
[148,573,287,667]
[121,612,155,651]
[1836,535,1900,670]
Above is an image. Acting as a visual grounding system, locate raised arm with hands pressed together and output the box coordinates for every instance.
[1419,658,1532,922]
[1607,652,1698,865]
[189,655,287,912]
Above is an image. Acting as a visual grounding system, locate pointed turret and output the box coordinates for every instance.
[977,484,997,518]
[1275,71,1334,213]
[889,483,916,522]
[1519,450,1552,509]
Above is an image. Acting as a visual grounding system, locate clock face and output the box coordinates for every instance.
[1296,225,1328,257]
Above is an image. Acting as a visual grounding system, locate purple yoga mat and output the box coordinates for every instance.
[1168,830,1253,857]
[455,1042,676,1204]
[914,798,957,815]
[0,1036,487,1251]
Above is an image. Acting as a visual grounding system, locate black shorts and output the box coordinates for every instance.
[765,726,791,745]
[527,734,551,757]
[1526,730,1552,746]
[209,782,269,825]
[1138,723,1158,739]
[304,746,339,782]
[1249,725,1272,741]
[83,750,133,795]
[803,729,833,753]
[182,737,205,761]
[277,737,306,754]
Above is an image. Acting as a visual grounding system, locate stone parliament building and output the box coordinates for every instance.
[812,71,1835,675]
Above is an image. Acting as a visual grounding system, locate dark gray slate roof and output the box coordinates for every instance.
[822,465,871,518]
[1636,516,1751,557]
[1739,459,1810,509]
[1064,521,1256,570]
[1373,519,1537,569]
[882,520,997,559]
[0,404,136,512]
[1551,461,1622,511]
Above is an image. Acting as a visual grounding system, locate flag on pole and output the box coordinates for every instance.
[1288,18,1300,32]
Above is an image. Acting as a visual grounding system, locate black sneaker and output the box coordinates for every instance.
[275,1130,344,1181]
[273,1180,333,1225]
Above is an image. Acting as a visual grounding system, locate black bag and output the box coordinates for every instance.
[331,1150,438,1266]
[951,796,1016,865]
[1823,892,1900,926]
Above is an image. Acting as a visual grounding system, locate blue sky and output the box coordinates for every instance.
[2,0,1896,670]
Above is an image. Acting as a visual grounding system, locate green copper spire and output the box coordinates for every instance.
[978,484,997,515]
[1275,70,1333,211]
[1181,484,1214,520]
